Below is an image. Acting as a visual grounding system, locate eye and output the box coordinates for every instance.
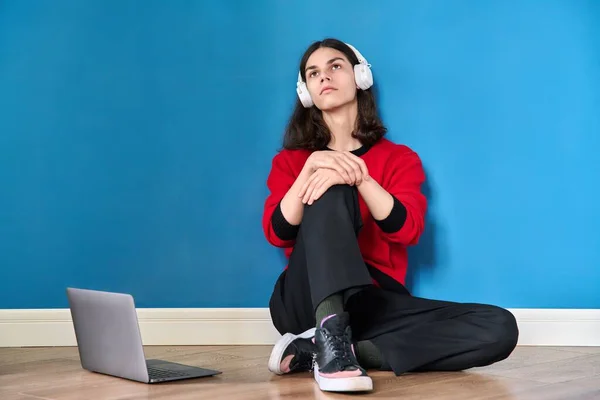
[331,64,341,71]
[308,71,318,78]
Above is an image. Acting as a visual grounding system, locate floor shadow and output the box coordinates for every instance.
[405,166,443,294]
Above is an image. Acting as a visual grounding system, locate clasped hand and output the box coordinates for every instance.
[298,150,369,205]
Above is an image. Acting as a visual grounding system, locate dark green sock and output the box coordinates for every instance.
[315,293,344,327]
[357,340,384,369]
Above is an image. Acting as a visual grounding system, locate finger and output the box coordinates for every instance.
[298,172,318,198]
[332,154,357,183]
[310,178,331,204]
[310,177,327,203]
[302,179,315,203]
[302,184,312,204]
[336,156,358,185]
[335,154,360,185]
[305,176,325,204]
[343,153,367,184]
[358,158,369,179]
[345,152,369,180]
[343,151,365,172]
[329,159,352,184]
[342,154,363,185]
[309,178,330,205]
[303,175,325,204]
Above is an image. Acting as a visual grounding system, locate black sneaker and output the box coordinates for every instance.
[268,327,316,375]
[313,312,373,392]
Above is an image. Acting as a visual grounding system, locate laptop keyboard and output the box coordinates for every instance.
[147,366,190,379]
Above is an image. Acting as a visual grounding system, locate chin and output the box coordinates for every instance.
[315,97,354,112]
[316,102,341,112]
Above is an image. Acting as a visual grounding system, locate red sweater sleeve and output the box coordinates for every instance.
[375,146,427,246]
[262,152,299,248]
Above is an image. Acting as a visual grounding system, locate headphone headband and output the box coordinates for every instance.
[296,42,373,108]
[345,43,369,67]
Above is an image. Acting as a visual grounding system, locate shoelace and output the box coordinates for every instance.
[322,331,356,368]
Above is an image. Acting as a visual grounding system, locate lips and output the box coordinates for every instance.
[320,86,336,95]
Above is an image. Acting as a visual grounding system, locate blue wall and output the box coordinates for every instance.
[1,1,598,309]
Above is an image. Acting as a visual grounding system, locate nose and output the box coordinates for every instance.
[320,72,332,82]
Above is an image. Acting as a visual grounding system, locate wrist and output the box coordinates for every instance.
[300,163,315,178]
[356,176,372,190]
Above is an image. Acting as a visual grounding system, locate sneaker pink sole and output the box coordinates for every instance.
[313,363,373,392]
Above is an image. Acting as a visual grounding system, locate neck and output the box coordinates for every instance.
[322,101,361,152]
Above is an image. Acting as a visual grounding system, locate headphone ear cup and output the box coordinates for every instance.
[296,81,314,108]
[354,64,373,90]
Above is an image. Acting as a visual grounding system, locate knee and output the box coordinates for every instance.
[313,184,355,203]
[323,184,355,195]
[302,184,362,231]
[304,184,357,212]
[481,306,519,360]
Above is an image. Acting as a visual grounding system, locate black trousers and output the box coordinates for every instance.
[269,185,519,376]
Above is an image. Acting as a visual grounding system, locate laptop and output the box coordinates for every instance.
[66,287,222,383]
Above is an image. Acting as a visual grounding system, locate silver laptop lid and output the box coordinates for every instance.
[66,287,150,383]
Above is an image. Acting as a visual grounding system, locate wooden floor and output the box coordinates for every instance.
[1,345,599,400]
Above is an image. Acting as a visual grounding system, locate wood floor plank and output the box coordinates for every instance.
[1,345,598,399]
[498,375,600,400]
[370,372,545,400]
[471,345,588,373]
[482,353,600,384]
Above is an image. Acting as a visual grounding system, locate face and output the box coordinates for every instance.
[304,47,357,111]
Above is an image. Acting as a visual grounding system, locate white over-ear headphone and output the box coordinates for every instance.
[296,43,373,108]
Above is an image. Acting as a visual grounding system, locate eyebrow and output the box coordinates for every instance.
[305,57,345,74]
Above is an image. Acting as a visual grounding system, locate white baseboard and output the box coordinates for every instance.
[0,308,598,347]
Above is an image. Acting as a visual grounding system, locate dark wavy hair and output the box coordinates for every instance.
[282,38,387,151]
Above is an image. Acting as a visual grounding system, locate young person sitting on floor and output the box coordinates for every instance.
[262,38,519,393]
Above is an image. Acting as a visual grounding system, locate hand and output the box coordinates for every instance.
[305,150,369,186]
[298,168,346,205]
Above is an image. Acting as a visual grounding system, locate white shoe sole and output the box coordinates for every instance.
[268,327,316,375]
[313,363,373,392]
